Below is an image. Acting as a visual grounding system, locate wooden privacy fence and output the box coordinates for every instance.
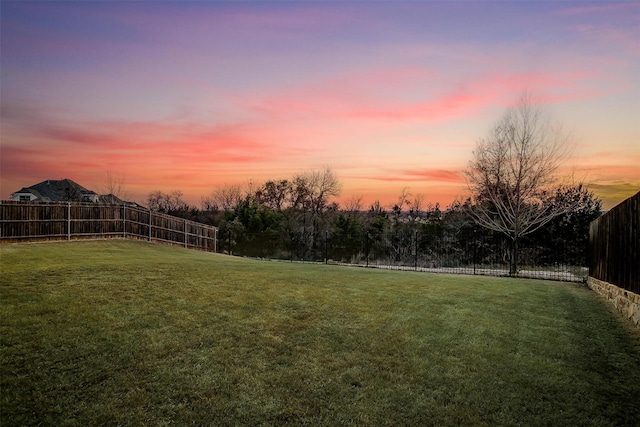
[589,191,639,294]
[0,201,218,252]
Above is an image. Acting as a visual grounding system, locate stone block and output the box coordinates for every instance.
[587,276,640,328]
[618,296,629,311]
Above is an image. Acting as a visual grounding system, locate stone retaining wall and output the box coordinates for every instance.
[587,276,640,327]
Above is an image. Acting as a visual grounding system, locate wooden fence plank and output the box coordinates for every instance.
[0,201,218,252]
[589,191,639,293]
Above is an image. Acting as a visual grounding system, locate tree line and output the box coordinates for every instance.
[145,172,600,268]
[143,94,603,271]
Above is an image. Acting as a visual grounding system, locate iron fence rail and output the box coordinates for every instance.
[220,229,589,283]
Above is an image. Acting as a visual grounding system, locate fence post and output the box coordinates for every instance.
[325,230,328,264]
[473,229,477,275]
[123,205,126,238]
[148,209,152,241]
[214,228,217,253]
[365,233,370,267]
[184,219,187,248]
[67,202,71,240]
[414,230,418,271]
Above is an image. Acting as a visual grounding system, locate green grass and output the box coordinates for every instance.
[1,240,639,426]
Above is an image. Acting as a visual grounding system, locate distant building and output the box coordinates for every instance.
[99,193,126,204]
[11,179,102,203]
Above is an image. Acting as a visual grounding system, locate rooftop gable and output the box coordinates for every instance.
[13,179,97,202]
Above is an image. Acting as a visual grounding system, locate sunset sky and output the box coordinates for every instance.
[1,1,638,210]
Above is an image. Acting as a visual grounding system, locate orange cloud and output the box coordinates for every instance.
[0,106,319,203]
[360,168,465,183]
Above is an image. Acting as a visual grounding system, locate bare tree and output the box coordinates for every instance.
[147,190,188,212]
[255,180,291,211]
[200,195,218,212]
[208,184,244,212]
[466,93,579,274]
[293,167,342,217]
[98,171,128,201]
[394,187,412,213]
[410,193,425,218]
[291,167,342,249]
[147,191,164,211]
[344,194,363,217]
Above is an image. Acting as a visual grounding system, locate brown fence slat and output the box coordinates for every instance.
[589,191,639,294]
[0,201,218,252]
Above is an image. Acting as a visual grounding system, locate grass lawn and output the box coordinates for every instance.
[1,240,639,426]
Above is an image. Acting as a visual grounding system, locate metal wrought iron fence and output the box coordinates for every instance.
[220,228,588,283]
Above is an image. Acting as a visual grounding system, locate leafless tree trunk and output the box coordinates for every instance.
[465,93,578,275]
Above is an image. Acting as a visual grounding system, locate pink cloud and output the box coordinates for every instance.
[358,168,465,184]
[402,169,466,183]
[347,90,496,122]
[2,97,347,203]
[0,146,65,180]
[554,2,637,16]
[242,67,601,125]
[4,109,284,164]
[577,164,640,182]
[114,3,360,36]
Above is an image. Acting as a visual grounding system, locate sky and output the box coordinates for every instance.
[1,1,638,211]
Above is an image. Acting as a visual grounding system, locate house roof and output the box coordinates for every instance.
[98,194,141,207]
[99,194,125,204]
[12,187,47,200]
[11,179,97,202]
